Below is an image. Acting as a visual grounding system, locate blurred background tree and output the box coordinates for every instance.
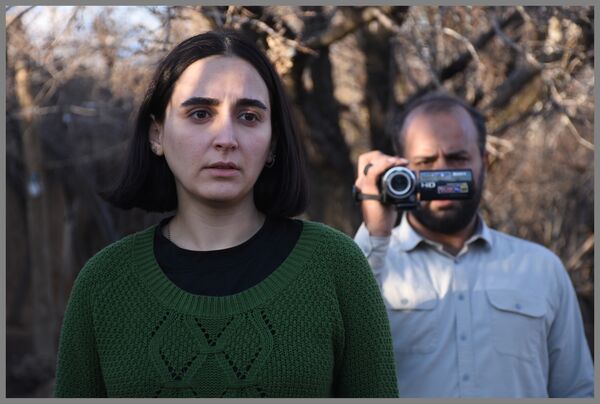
[5,5,594,397]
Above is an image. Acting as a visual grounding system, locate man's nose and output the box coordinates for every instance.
[432,156,448,170]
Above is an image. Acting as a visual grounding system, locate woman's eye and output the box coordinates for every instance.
[190,110,211,121]
[239,112,260,123]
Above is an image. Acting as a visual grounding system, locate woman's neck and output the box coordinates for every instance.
[167,196,266,251]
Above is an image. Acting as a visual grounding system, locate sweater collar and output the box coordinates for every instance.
[131,221,319,317]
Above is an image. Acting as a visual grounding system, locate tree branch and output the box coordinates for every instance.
[439,9,523,82]
[304,7,379,49]
[6,6,36,30]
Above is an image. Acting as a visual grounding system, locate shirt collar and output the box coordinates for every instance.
[394,212,493,253]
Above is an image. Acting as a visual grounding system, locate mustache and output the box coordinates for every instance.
[413,169,485,234]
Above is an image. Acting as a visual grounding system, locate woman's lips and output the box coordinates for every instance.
[205,162,241,177]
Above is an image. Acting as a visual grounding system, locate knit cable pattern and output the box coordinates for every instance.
[54,221,398,397]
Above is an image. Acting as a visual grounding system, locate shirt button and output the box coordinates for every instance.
[401,298,409,305]
[462,374,470,381]
[460,334,467,341]
[515,303,522,310]
[458,294,465,301]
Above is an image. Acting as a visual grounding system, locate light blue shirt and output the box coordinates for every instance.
[354,214,594,397]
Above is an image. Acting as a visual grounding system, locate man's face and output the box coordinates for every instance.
[401,106,486,234]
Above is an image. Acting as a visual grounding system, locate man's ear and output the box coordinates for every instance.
[483,149,490,170]
[149,115,164,156]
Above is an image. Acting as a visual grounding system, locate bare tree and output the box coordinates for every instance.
[5,6,594,396]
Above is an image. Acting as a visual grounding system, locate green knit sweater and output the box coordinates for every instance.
[54,221,398,398]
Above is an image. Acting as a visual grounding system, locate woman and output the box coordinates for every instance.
[54,31,398,398]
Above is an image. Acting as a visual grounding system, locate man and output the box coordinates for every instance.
[352,91,594,397]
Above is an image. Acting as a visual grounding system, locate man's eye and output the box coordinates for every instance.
[450,156,469,163]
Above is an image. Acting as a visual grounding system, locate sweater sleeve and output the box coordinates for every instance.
[54,256,108,397]
[326,228,398,397]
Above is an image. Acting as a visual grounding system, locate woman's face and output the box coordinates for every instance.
[151,55,272,210]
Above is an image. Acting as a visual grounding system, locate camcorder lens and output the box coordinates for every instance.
[390,175,409,193]
[382,167,415,198]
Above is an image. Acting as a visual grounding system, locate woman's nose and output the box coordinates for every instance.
[213,116,238,150]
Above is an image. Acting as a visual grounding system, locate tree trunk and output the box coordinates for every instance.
[358,26,396,154]
[292,47,360,235]
[14,56,56,367]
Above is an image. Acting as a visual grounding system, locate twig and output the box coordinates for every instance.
[566,234,594,272]
[405,9,441,88]
[44,141,129,170]
[442,26,485,96]
[442,27,481,68]
[10,104,98,120]
[6,6,36,30]
[491,14,593,151]
[547,76,594,151]
[225,5,236,27]
[559,111,594,151]
[365,7,402,35]
[392,37,421,90]
[491,16,541,70]
[485,134,515,163]
[246,17,317,56]
[304,7,378,50]
[488,101,545,135]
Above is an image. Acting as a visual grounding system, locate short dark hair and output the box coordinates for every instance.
[390,91,487,157]
[105,31,309,217]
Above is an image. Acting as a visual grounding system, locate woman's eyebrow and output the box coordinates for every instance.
[236,98,268,110]
[180,97,219,107]
[180,97,268,111]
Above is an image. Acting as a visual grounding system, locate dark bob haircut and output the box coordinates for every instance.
[105,30,309,217]
[390,91,487,157]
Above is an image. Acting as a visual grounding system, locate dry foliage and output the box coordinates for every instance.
[5,5,594,396]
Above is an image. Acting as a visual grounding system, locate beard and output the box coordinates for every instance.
[410,169,484,235]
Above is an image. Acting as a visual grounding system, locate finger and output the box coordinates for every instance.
[365,157,403,179]
[357,151,383,175]
[356,152,409,184]
[357,151,391,177]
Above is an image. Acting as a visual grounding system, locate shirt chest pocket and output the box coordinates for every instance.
[382,279,440,354]
[485,289,547,360]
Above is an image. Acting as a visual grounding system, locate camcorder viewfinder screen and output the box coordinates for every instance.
[419,169,474,200]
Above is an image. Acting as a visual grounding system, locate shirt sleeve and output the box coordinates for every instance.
[547,257,594,397]
[330,232,398,397]
[353,222,391,280]
[54,262,107,397]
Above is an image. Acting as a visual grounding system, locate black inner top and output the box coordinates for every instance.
[153,215,303,296]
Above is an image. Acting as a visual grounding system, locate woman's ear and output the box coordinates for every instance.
[265,139,277,168]
[148,115,164,156]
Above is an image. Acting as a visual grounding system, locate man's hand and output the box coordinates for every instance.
[355,151,408,236]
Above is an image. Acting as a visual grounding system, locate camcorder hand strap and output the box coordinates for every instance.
[352,185,381,203]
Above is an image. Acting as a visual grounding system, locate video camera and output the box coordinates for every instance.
[354,167,474,210]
